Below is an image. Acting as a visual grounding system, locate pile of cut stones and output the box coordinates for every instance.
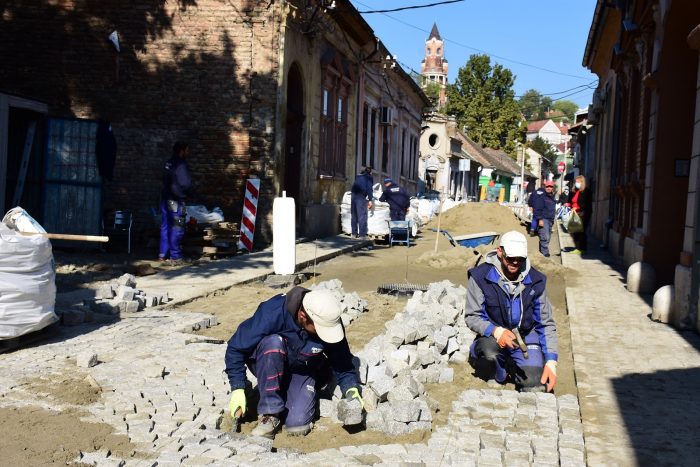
[309,279,368,327]
[58,273,173,326]
[319,280,477,434]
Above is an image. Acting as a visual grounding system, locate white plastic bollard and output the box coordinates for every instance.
[273,191,296,275]
[651,285,674,323]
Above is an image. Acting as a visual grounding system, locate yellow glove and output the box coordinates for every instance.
[345,387,364,410]
[229,389,246,419]
[540,360,557,392]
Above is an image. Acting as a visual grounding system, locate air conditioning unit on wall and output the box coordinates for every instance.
[379,106,393,125]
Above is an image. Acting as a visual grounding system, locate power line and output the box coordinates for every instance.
[357,0,466,14]
[350,0,593,81]
[515,81,598,99]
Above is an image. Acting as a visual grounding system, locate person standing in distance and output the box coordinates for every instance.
[350,166,374,239]
[532,180,557,257]
[159,141,193,264]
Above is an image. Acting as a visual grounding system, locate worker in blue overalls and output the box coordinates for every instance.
[379,178,410,221]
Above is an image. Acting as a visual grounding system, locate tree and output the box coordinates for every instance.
[528,136,558,165]
[445,54,522,155]
[423,81,443,109]
[518,89,552,121]
[551,99,579,122]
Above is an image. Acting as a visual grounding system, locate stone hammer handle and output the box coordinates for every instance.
[512,328,529,359]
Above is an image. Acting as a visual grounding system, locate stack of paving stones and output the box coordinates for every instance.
[309,279,368,327]
[319,280,475,434]
[58,274,173,326]
[0,279,586,466]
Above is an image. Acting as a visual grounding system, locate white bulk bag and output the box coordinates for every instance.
[0,221,57,339]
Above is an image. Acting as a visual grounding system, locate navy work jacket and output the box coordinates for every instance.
[224,287,358,394]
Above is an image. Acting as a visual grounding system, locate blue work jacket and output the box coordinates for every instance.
[224,287,359,394]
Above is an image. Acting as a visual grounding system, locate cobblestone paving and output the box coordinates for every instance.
[0,308,585,466]
[560,226,700,466]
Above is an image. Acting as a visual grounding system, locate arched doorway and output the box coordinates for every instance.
[284,63,304,206]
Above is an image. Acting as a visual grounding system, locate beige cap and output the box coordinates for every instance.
[302,290,344,343]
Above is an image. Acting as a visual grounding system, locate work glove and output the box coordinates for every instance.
[345,387,364,410]
[493,327,517,350]
[540,360,557,392]
[229,389,247,419]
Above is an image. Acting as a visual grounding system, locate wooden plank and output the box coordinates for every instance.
[19,232,109,242]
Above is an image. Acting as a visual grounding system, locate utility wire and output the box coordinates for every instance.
[350,0,593,80]
[357,0,466,14]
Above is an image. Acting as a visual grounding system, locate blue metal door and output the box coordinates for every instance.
[43,118,102,235]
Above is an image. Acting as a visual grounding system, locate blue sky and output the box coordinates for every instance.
[349,0,598,109]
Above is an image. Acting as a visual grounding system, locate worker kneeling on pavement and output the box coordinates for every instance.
[224,287,364,439]
[379,178,411,221]
[464,231,559,392]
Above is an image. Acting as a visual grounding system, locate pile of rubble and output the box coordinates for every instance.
[309,279,368,327]
[59,273,173,325]
[320,280,476,434]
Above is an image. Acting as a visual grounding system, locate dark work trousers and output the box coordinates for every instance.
[159,199,185,260]
[351,194,369,237]
[538,219,553,257]
[249,335,317,428]
[469,333,545,390]
[389,208,406,222]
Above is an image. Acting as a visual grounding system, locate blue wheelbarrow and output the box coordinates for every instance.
[432,229,499,248]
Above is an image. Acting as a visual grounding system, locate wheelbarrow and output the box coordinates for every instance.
[432,229,499,248]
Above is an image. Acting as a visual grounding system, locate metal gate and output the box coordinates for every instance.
[42,118,102,235]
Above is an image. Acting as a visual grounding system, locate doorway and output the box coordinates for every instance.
[284,63,304,205]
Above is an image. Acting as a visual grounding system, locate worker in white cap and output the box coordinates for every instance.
[224,287,363,438]
[464,230,559,392]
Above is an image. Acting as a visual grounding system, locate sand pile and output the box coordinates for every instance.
[426,202,523,235]
[419,202,571,278]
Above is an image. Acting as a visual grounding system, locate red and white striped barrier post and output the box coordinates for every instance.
[238,179,260,252]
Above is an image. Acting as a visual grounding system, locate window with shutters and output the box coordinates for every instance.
[319,50,352,178]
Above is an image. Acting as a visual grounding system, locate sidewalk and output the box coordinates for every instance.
[559,224,700,466]
[56,236,372,308]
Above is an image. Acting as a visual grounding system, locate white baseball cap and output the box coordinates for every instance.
[499,231,528,258]
[302,290,344,343]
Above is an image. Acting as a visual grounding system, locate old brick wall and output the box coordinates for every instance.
[0,0,281,245]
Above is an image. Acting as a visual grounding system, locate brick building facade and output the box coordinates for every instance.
[0,0,428,246]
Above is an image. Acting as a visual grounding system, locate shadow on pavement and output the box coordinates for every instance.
[611,363,700,466]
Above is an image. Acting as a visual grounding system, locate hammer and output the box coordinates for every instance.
[512,328,529,359]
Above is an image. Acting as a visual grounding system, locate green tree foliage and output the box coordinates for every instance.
[518,89,552,121]
[424,81,443,109]
[445,54,522,155]
[551,99,579,122]
[527,136,558,165]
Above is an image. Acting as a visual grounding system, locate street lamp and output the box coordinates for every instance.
[515,142,526,204]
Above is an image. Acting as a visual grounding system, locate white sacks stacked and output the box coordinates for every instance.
[0,208,57,339]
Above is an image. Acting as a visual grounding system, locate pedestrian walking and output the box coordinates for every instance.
[527,184,545,235]
[464,230,559,392]
[570,175,591,254]
[350,166,374,239]
[159,141,194,264]
[379,178,411,221]
[532,180,556,257]
[225,287,364,439]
